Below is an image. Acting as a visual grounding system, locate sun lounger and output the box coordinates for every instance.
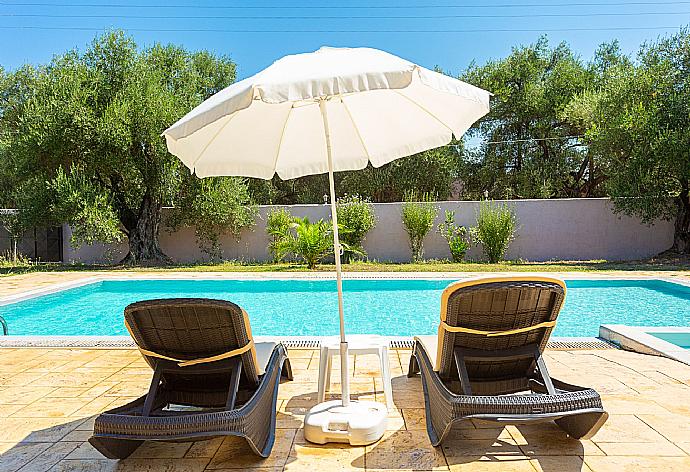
[408,276,608,445]
[89,298,292,459]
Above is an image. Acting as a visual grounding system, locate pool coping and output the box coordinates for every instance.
[600,325,690,365]
[0,334,617,351]
[1,271,689,307]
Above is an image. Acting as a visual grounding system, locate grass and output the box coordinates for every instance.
[2,257,689,278]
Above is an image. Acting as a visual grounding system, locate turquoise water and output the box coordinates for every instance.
[1,279,689,337]
[650,332,690,350]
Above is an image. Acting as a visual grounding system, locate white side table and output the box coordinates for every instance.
[317,335,394,410]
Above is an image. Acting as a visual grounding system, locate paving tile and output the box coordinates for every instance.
[16,441,80,472]
[636,414,690,443]
[584,455,690,471]
[65,441,109,460]
[184,438,224,458]
[592,414,668,443]
[365,430,448,471]
[284,440,365,471]
[277,405,309,429]
[60,429,94,442]
[442,437,524,459]
[0,386,56,405]
[206,428,297,469]
[594,441,686,456]
[447,455,536,472]
[117,458,211,471]
[0,403,29,417]
[129,440,193,458]
[0,417,81,442]
[529,455,593,472]
[51,387,90,398]
[0,442,51,472]
[600,394,671,414]
[11,397,87,418]
[508,424,604,457]
[0,372,48,387]
[70,395,119,417]
[28,372,111,389]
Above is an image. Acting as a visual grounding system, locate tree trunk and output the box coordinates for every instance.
[120,194,171,265]
[671,187,690,254]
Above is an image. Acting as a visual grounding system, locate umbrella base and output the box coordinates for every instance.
[303,399,387,446]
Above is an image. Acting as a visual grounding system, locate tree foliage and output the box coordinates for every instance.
[248,144,463,204]
[460,37,615,199]
[0,30,254,263]
[569,28,690,252]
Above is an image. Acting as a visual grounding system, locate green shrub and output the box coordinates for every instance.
[0,251,31,268]
[337,194,377,262]
[401,192,438,262]
[437,210,471,262]
[266,208,294,261]
[471,201,517,263]
[168,177,256,260]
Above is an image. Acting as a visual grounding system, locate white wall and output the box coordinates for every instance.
[63,198,675,264]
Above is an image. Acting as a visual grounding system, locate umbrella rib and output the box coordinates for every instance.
[340,96,372,164]
[272,103,294,175]
[392,89,455,137]
[189,112,239,171]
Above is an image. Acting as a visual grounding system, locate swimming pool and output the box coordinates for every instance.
[1,278,689,338]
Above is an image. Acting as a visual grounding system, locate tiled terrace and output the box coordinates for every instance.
[1,346,690,471]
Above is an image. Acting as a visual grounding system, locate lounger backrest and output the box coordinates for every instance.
[436,277,566,387]
[124,298,261,385]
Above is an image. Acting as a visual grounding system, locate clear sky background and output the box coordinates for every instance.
[1,1,689,79]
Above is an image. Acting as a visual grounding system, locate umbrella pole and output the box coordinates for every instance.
[320,98,350,408]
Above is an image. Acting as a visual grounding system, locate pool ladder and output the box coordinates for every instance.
[0,315,7,335]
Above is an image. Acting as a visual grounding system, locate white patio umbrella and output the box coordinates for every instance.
[163,46,490,445]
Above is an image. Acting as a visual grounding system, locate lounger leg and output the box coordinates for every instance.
[281,357,293,381]
[453,348,473,396]
[556,411,610,439]
[226,358,242,409]
[408,353,419,378]
[89,437,143,460]
[533,348,556,395]
[142,363,164,416]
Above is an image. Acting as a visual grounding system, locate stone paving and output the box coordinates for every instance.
[0,346,690,471]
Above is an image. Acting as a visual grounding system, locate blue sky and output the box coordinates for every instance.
[1,1,689,78]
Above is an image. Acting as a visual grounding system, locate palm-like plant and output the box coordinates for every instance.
[273,217,333,269]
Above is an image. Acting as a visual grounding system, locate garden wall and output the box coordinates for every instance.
[63,198,674,264]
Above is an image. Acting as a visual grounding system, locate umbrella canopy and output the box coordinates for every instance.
[163,47,490,432]
[164,46,490,180]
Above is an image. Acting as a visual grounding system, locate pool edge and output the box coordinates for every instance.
[600,324,690,365]
[0,335,617,351]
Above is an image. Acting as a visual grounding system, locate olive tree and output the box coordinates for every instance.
[571,28,690,253]
[0,31,254,264]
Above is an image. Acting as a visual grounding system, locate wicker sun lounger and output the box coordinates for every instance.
[89,298,293,459]
[408,276,608,446]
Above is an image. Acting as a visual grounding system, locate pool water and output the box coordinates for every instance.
[1,279,689,338]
